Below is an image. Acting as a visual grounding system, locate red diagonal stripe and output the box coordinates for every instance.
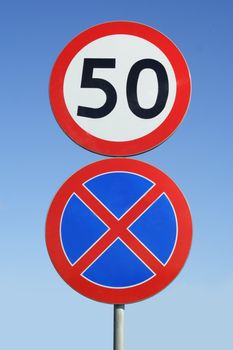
[72,228,119,275]
[118,229,164,274]
[75,183,119,228]
[120,185,163,227]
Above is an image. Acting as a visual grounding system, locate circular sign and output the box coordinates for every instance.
[46,159,192,304]
[50,21,191,156]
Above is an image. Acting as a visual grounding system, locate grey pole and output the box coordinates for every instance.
[113,304,125,350]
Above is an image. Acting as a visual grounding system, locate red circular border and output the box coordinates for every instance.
[49,21,191,156]
[46,159,192,304]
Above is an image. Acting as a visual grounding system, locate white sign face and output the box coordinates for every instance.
[64,34,176,142]
[50,22,191,156]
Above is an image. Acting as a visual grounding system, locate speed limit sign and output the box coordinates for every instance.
[50,21,191,156]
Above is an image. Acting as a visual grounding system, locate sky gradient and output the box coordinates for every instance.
[1,1,233,349]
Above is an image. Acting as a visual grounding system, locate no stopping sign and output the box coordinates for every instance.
[50,21,191,156]
[46,159,192,304]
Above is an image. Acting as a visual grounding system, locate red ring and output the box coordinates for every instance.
[49,21,191,156]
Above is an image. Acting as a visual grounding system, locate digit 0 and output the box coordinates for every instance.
[127,59,169,119]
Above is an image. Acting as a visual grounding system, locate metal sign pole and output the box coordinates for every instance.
[113,304,125,350]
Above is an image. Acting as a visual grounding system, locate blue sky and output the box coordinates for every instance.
[1,0,233,349]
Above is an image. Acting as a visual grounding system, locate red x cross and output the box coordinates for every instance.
[72,182,165,276]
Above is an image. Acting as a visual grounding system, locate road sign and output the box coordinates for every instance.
[46,159,192,304]
[50,21,191,156]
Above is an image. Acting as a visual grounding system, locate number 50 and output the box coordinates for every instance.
[77,58,169,120]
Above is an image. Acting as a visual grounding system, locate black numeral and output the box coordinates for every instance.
[77,58,168,119]
[77,58,117,118]
[127,59,168,119]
